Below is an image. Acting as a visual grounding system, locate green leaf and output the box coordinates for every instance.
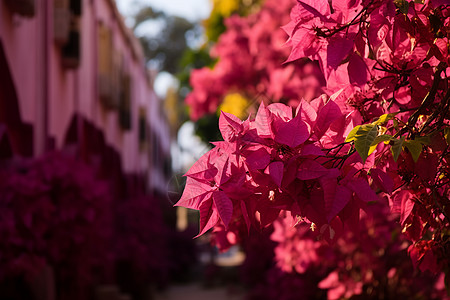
[372,113,398,125]
[393,118,399,130]
[378,126,388,134]
[394,0,409,14]
[404,140,423,162]
[444,128,450,145]
[354,124,378,162]
[345,125,361,143]
[414,136,431,145]
[390,136,405,162]
[368,134,392,155]
[372,134,393,145]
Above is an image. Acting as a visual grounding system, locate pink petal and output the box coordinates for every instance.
[176,178,212,210]
[327,185,352,222]
[240,200,251,232]
[314,98,342,138]
[348,53,369,88]
[370,168,394,194]
[298,0,331,17]
[320,177,337,217]
[219,111,243,142]
[297,99,318,127]
[255,102,273,138]
[297,159,330,180]
[346,178,379,203]
[197,197,219,236]
[274,113,310,148]
[213,191,233,228]
[300,144,324,156]
[393,190,415,225]
[244,145,271,170]
[264,161,284,187]
[327,36,355,69]
[267,103,292,120]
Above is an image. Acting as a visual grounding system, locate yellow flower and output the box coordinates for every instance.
[218,93,249,119]
[212,0,240,17]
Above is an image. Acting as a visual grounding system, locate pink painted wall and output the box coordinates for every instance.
[0,0,172,192]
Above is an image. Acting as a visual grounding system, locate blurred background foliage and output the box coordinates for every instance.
[204,0,263,41]
[133,6,197,74]
[129,0,265,143]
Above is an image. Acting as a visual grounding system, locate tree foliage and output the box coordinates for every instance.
[133,6,197,74]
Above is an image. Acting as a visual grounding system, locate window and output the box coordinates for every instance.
[70,0,81,16]
[61,18,80,68]
[138,108,147,148]
[98,22,116,108]
[54,0,82,69]
[119,74,131,130]
[4,0,35,17]
[54,0,71,44]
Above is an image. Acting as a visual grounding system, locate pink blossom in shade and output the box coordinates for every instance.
[348,53,370,88]
[0,152,115,294]
[408,241,440,274]
[370,168,394,194]
[318,271,364,300]
[115,195,170,285]
[272,218,323,273]
[263,203,448,300]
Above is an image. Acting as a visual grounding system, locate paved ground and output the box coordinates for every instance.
[154,283,245,300]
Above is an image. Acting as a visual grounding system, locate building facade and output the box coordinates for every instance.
[0,0,171,194]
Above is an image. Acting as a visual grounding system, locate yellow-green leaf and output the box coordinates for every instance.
[390,136,405,162]
[444,128,450,145]
[394,0,409,14]
[354,124,378,162]
[379,126,388,135]
[414,136,431,145]
[372,113,398,125]
[368,134,393,155]
[393,119,399,130]
[345,125,361,143]
[404,140,423,162]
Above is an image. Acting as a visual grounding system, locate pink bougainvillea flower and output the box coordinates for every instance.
[178,98,382,240]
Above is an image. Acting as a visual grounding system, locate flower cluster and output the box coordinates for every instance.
[0,152,174,298]
[284,0,450,274]
[186,0,324,120]
[284,0,450,110]
[177,96,383,245]
[115,195,170,288]
[247,205,448,300]
[0,152,113,298]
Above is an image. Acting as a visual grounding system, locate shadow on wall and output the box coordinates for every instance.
[0,42,33,158]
